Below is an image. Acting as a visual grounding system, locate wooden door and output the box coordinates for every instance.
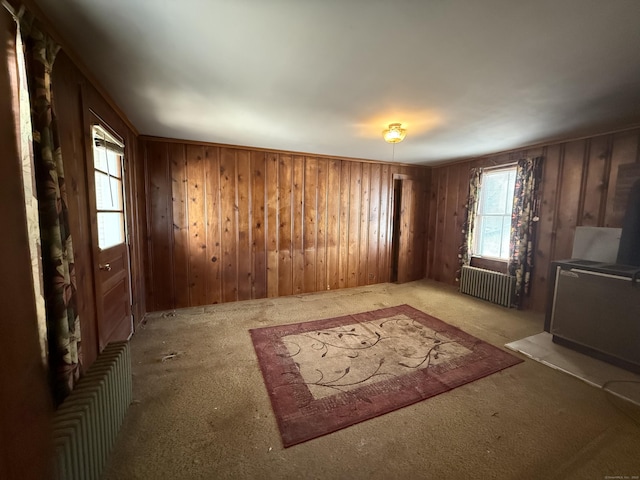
[90,124,133,350]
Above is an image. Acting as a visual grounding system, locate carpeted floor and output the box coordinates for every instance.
[102,279,640,480]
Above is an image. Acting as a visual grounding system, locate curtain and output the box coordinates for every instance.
[457,167,482,280]
[508,157,543,308]
[21,14,82,404]
[9,6,48,366]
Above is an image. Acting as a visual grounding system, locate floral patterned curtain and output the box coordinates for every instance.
[21,14,81,404]
[508,157,543,308]
[457,167,482,280]
[10,6,48,366]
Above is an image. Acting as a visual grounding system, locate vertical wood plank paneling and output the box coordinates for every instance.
[378,164,391,282]
[605,131,640,226]
[220,148,238,303]
[129,133,147,322]
[453,165,467,281]
[442,164,460,282]
[597,136,614,226]
[316,158,329,292]
[292,156,305,294]
[580,136,610,227]
[278,155,293,296]
[266,153,279,298]
[236,150,252,301]
[251,151,267,299]
[528,144,561,311]
[576,139,591,226]
[417,169,429,279]
[338,161,351,289]
[426,169,439,279]
[367,164,381,284]
[411,176,425,280]
[326,159,341,290]
[426,127,640,312]
[146,141,174,311]
[204,146,222,304]
[358,164,371,286]
[547,144,566,265]
[145,127,640,315]
[186,145,208,306]
[303,157,318,293]
[347,162,362,288]
[170,144,189,307]
[143,139,432,310]
[396,179,413,283]
[433,168,448,282]
[555,140,586,259]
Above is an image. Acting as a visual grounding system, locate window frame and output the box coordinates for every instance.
[472,166,517,262]
[91,124,127,251]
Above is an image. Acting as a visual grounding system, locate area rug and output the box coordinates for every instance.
[250,304,523,447]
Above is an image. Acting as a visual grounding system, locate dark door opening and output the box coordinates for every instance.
[390,179,403,282]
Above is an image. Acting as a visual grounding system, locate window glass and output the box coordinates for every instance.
[474,167,516,260]
[94,147,122,178]
[97,212,125,249]
[92,125,126,250]
[95,172,123,211]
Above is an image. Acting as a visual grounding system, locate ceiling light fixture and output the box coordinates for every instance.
[382,123,407,143]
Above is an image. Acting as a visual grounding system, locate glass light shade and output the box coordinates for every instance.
[382,123,407,143]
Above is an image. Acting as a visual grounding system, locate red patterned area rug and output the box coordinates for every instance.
[250,304,522,447]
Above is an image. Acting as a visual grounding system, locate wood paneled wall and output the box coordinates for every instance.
[141,138,429,312]
[427,127,640,312]
[52,52,147,368]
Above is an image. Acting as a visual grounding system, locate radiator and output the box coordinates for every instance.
[53,341,132,480]
[460,265,516,308]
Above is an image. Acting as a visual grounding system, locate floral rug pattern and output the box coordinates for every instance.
[250,304,522,447]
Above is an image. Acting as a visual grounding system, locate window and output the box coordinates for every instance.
[473,167,516,260]
[92,125,126,250]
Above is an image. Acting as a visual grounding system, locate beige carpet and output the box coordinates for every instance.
[102,280,640,480]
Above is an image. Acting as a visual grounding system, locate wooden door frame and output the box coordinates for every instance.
[81,93,134,352]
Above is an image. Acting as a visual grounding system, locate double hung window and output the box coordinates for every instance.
[473,167,516,260]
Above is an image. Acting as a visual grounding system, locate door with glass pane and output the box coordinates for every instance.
[91,124,132,349]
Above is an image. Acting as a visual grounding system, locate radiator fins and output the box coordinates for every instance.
[459,265,515,308]
[52,341,132,480]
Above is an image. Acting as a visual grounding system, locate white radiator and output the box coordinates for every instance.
[53,341,132,480]
[460,265,515,308]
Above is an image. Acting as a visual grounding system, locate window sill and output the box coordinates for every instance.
[470,256,509,274]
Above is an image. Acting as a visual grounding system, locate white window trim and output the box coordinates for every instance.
[472,166,517,261]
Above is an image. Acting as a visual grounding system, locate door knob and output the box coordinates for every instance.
[99,263,111,271]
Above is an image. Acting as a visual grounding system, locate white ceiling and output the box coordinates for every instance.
[35,0,640,165]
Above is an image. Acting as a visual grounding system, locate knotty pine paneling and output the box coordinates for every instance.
[427,127,640,312]
[251,151,267,299]
[142,138,430,311]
